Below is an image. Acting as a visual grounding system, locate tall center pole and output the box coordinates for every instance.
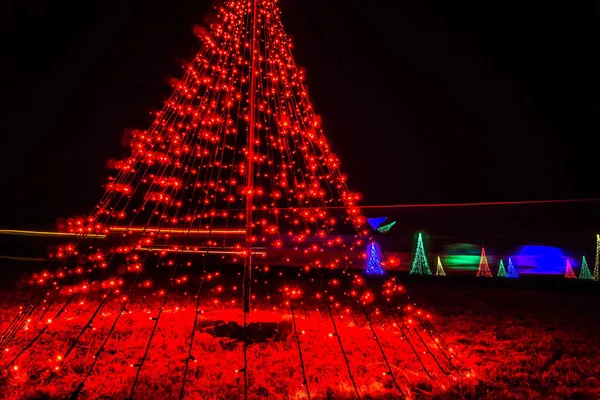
[243,2,259,398]
[244,0,259,315]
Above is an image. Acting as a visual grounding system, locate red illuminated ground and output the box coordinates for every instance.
[1,270,599,399]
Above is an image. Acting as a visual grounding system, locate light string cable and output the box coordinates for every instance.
[0,86,187,376]
[42,61,209,388]
[276,5,459,383]
[242,3,254,399]
[37,31,220,387]
[376,288,448,377]
[0,30,206,363]
[274,7,418,395]
[179,3,249,397]
[126,3,255,395]
[375,301,434,379]
[268,9,363,398]
[258,8,311,397]
[2,35,211,383]
[266,8,361,398]
[125,14,244,397]
[74,37,232,395]
[360,302,405,397]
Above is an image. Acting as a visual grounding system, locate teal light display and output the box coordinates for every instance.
[579,256,593,280]
[497,259,507,278]
[376,221,396,233]
[410,233,432,275]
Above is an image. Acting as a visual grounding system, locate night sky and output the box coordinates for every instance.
[0,0,597,237]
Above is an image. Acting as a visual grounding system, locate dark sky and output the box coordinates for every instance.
[0,0,597,231]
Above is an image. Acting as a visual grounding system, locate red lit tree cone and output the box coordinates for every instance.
[565,260,576,279]
[0,1,467,398]
[476,248,493,277]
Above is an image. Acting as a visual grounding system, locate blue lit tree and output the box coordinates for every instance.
[506,257,519,278]
[365,242,385,275]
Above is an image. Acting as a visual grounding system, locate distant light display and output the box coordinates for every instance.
[443,243,480,271]
[578,256,593,280]
[435,256,446,276]
[367,217,387,230]
[506,258,519,278]
[476,248,493,277]
[365,242,385,275]
[513,245,570,275]
[409,233,431,275]
[376,221,396,233]
[565,259,576,279]
[497,260,507,278]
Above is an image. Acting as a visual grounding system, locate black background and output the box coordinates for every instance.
[0,0,597,248]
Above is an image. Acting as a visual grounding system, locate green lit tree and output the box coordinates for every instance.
[410,233,432,275]
[579,256,593,280]
[497,259,507,278]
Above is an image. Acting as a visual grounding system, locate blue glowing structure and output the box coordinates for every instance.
[366,242,385,275]
[514,245,571,275]
[367,217,387,230]
[506,257,519,278]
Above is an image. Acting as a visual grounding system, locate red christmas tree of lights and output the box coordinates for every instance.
[476,247,493,277]
[55,0,370,281]
[0,2,467,397]
[565,259,576,279]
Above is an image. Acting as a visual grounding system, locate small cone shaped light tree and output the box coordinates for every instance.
[565,259,576,279]
[579,256,593,280]
[497,259,507,278]
[410,233,432,275]
[594,234,599,281]
[435,256,446,276]
[506,257,519,278]
[477,247,493,277]
[365,242,385,275]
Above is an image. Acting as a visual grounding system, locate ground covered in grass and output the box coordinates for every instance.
[0,269,599,399]
[408,277,600,399]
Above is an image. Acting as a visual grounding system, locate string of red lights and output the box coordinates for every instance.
[0,0,472,398]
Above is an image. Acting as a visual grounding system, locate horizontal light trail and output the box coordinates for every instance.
[109,227,246,235]
[0,198,596,239]
[356,198,600,209]
[0,229,106,238]
[137,247,267,256]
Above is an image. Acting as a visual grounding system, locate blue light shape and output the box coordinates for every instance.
[506,257,519,278]
[366,242,385,275]
[367,217,387,230]
[513,245,571,275]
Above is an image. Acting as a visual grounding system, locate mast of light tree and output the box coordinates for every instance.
[244,0,259,314]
